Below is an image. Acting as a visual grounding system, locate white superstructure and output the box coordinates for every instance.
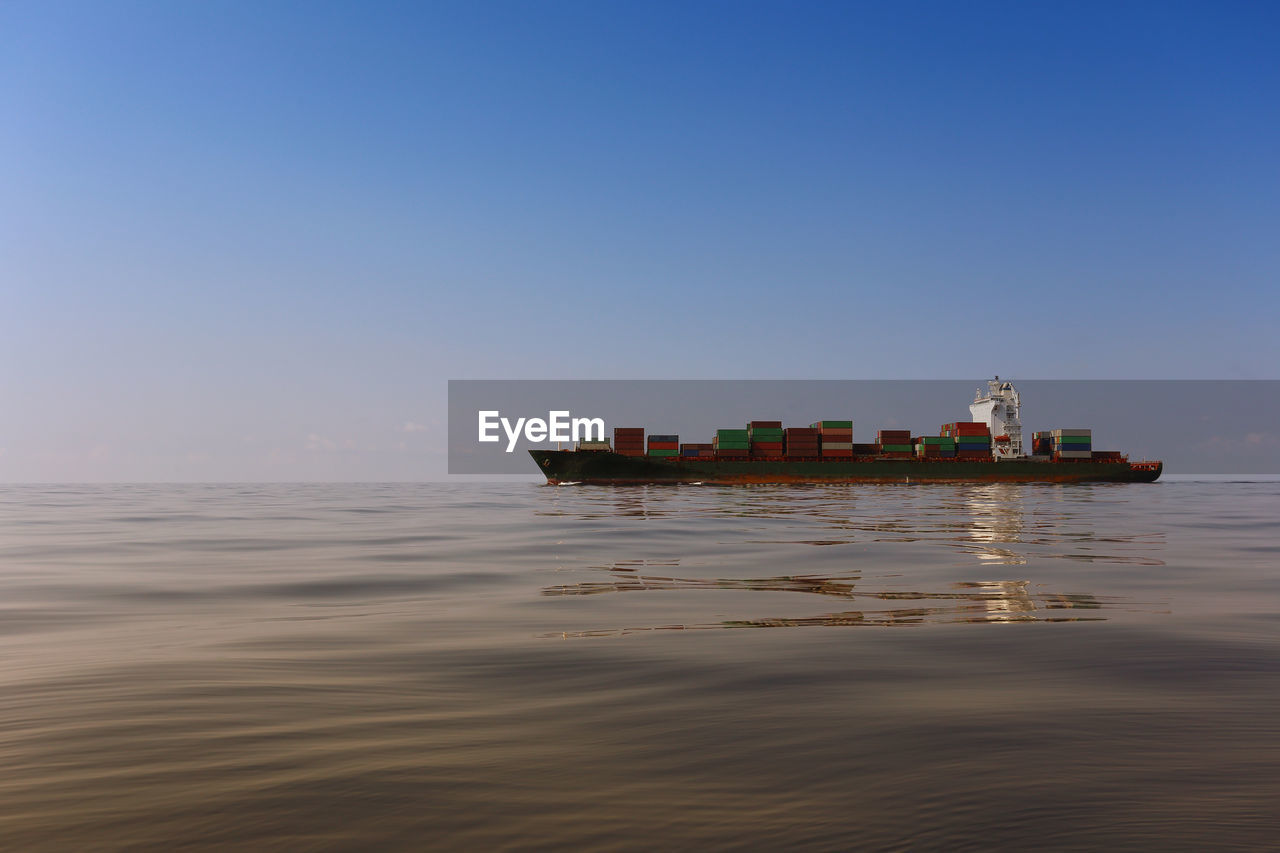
[970,377,1023,459]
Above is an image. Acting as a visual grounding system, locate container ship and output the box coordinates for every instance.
[529,378,1163,484]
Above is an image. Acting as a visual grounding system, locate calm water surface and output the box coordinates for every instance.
[1,479,1277,850]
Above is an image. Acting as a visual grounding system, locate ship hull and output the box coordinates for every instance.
[530,450,1162,484]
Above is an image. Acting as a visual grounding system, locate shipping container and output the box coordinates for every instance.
[880,443,913,452]
[748,420,783,429]
[810,420,853,429]
[941,422,991,437]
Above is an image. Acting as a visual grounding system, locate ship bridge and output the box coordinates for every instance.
[970,376,1023,458]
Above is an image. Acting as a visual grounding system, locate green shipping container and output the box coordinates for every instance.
[811,421,853,429]
[647,449,679,457]
[881,444,914,452]
[918,437,956,445]
[716,429,749,440]
[714,441,750,449]
[1056,435,1093,445]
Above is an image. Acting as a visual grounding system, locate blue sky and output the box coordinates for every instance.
[3,1,1278,480]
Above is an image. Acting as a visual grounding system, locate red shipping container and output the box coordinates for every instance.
[751,441,784,451]
[647,441,678,450]
[751,449,784,457]
[716,448,749,457]
[748,420,783,429]
[820,449,854,457]
[876,430,911,443]
[942,422,990,436]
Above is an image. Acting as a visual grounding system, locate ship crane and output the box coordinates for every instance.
[970,376,1023,459]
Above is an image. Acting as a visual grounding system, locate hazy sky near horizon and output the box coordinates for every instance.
[4,1,1278,481]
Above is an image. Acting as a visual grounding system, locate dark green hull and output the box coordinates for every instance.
[530,450,1163,484]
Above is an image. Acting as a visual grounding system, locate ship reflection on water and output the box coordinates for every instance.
[542,572,1115,637]
[538,481,1167,638]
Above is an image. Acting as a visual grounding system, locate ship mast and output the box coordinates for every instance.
[970,376,1023,459]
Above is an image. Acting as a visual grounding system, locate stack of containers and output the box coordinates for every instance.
[1051,429,1091,459]
[714,429,750,458]
[1031,431,1054,455]
[812,421,854,457]
[680,443,716,458]
[877,429,913,457]
[941,422,992,458]
[784,427,820,457]
[613,428,645,457]
[914,436,957,458]
[647,434,679,457]
[748,420,784,458]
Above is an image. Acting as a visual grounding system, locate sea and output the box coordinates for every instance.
[1,477,1277,850]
